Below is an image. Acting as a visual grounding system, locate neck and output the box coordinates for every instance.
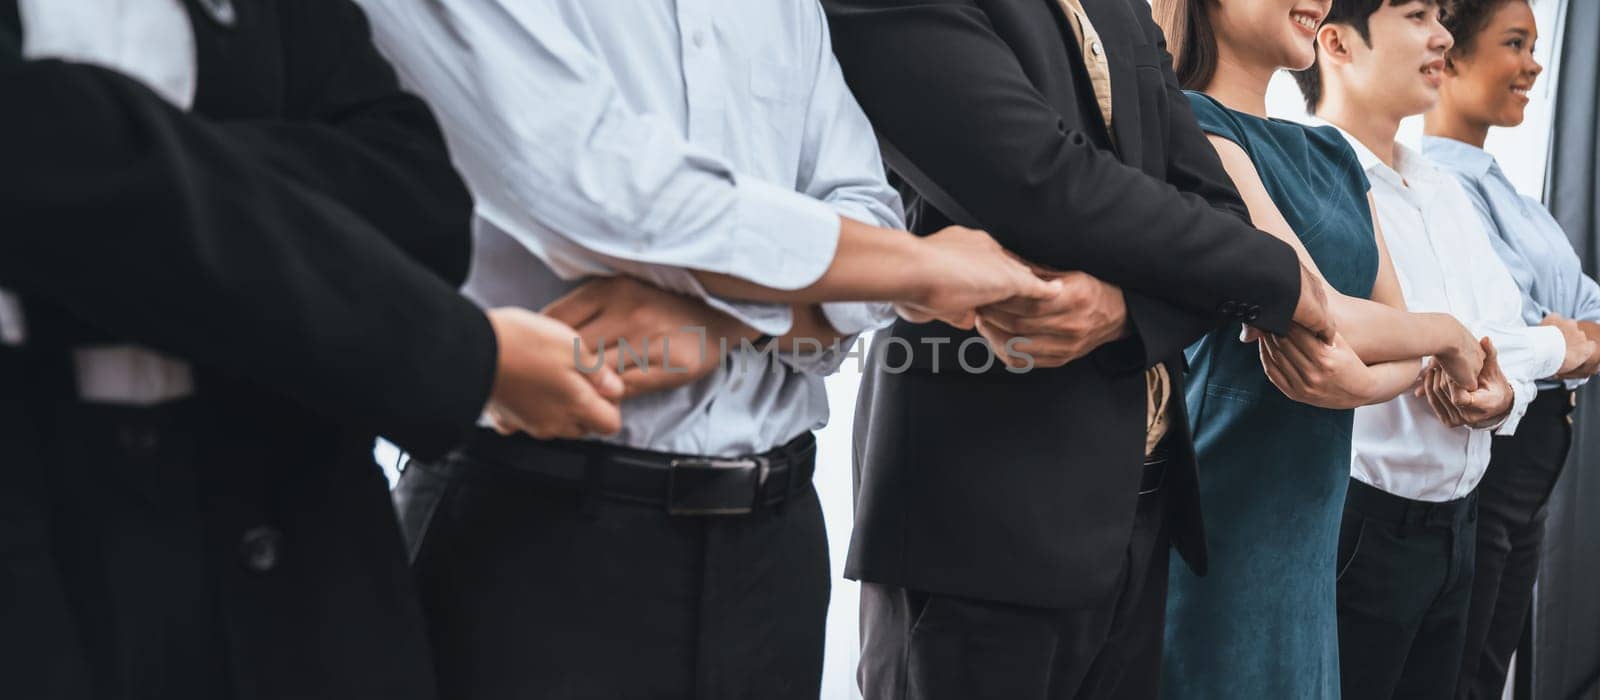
[1203,44,1276,118]
[1317,89,1404,171]
[1423,106,1490,148]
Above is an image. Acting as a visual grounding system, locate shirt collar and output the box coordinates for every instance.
[1307,116,1403,186]
[1421,135,1497,179]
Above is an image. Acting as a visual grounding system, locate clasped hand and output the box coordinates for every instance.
[1414,337,1514,430]
[484,276,759,440]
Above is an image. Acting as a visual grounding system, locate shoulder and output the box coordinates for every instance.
[1183,91,1245,143]
[1300,125,1369,192]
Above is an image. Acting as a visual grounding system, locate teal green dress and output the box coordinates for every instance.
[1161,93,1378,699]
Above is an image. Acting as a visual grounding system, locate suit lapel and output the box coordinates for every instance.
[1081,0,1143,167]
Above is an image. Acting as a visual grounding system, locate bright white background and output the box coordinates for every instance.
[379,3,1565,697]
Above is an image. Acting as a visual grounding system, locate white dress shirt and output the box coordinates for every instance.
[6,0,198,403]
[1328,128,1566,502]
[357,0,904,456]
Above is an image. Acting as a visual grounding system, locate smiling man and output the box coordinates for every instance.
[1292,1,1588,697]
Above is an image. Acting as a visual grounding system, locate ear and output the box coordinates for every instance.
[1316,23,1356,68]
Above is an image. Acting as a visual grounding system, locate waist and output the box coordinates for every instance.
[1527,385,1577,417]
[1346,478,1475,529]
[438,429,818,516]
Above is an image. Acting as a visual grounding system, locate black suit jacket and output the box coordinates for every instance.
[825,0,1303,609]
[0,2,491,697]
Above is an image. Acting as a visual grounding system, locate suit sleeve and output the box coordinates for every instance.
[0,60,495,459]
[1098,9,1263,371]
[217,0,476,285]
[822,0,1301,336]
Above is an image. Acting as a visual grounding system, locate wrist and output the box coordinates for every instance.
[892,237,943,307]
[1428,313,1470,359]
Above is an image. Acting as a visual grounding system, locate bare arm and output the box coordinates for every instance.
[1208,137,1480,383]
[693,217,1059,329]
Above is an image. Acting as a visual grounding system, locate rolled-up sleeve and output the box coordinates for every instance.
[778,2,903,374]
[356,0,850,335]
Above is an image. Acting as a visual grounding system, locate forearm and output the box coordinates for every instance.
[693,217,928,304]
[823,0,1301,331]
[1360,358,1426,405]
[1333,295,1460,363]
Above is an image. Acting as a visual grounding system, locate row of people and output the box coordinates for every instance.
[1153,1,1594,699]
[1,1,1589,699]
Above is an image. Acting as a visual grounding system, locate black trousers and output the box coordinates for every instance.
[1337,479,1477,700]
[1456,388,1574,700]
[857,480,1169,700]
[395,446,831,700]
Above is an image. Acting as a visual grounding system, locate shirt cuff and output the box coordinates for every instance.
[733,178,842,290]
[1526,325,1568,381]
[820,301,896,336]
[1474,322,1566,383]
[1492,377,1539,436]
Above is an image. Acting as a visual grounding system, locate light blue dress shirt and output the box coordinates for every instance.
[357,0,904,456]
[1424,135,1600,390]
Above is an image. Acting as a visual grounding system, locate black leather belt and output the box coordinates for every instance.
[439,429,817,516]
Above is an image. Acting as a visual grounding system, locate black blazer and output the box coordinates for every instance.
[825,0,1303,608]
[0,2,491,697]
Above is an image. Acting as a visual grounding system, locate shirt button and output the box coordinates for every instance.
[240,526,283,573]
[692,30,707,49]
[1218,300,1239,315]
[1090,40,1104,57]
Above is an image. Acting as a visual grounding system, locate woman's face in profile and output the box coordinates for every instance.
[1210,0,1332,73]
[1443,0,1542,128]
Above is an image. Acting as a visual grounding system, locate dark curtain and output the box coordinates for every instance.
[1533,0,1600,697]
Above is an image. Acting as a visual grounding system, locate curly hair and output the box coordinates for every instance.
[1439,0,1529,60]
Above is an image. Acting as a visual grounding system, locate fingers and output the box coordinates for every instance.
[1265,333,1317,388]
[565,375,624,436]
[541,278,610,328]
[585,364,625,401]
[1432,369,1469,427]
[1259,339,1306,398]
[1478,337,1503,383]
[1427,369,1465,425]
[1261,336,1310,395]
[976,307,1040,337]
[1014,274,1063,303]
[943,309,978,331]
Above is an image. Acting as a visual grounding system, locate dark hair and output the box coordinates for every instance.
[1290,1,1437,111]
[1439,0,1527,63]
[1151,0,1219,90]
